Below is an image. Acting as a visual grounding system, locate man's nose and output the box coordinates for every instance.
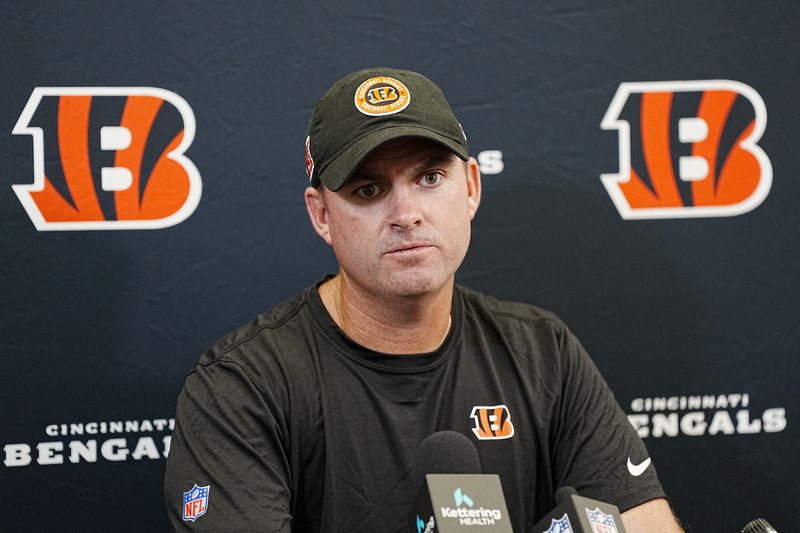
[388,185,422,230]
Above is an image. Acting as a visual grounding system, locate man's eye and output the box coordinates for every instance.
[356,184,379,198]
[421,172,443,186]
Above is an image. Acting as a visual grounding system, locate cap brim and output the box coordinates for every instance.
[318,126,468,191]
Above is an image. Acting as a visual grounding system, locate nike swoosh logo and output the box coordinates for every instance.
[627,456,652,476]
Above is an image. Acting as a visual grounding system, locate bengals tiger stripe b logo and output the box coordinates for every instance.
[12,87,201,230]
[601,80,771,219]
[470,405,515,440]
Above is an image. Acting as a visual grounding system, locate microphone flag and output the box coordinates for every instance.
[532,489,626,533]
[408,474,513,532]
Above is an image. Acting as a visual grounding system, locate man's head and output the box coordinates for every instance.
[304,68,480,300]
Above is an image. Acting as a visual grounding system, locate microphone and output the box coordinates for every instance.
[407,431,512,532]
[413,431,482,476]
[531,486,627,533]
[554,486,577,505]
[408,431,485,533]
[742,518,778,533]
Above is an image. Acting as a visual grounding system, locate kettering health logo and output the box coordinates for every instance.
[416,514,435,533]
[454,487,474,507]
[439,487,502,526]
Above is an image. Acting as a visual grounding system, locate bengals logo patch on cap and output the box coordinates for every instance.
[354,76,411,116]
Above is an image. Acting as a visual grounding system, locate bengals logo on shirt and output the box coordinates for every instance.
[11,87,201,231]
[470,405,515,440]
[601,80,771,219]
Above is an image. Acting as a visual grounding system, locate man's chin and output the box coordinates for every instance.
[381,272,453,299]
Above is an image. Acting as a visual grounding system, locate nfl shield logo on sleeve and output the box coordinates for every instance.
[585,508,618,533]
[183,484,210,522]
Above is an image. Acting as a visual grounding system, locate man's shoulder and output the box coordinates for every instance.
[197,287,317,368]
[454,285,581,378]
[456,284,566,331]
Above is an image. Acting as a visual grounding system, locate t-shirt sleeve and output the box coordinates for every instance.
[163,358,292,532]
[550,325,666,512]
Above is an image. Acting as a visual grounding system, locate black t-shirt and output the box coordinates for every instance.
[164,283,664,532]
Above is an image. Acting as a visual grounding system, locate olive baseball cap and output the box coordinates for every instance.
[304,67,469,191]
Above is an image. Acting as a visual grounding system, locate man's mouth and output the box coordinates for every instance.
[385,243,434,255]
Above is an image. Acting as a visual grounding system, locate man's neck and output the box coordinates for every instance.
[318,274,453,355]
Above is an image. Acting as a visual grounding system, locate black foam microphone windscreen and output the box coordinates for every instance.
[554,486,578,506]
[414,431,482,475]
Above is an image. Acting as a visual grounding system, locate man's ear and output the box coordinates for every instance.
[304,186,332,245]
[466,157,482,220]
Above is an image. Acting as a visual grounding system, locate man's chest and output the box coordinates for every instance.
[312,348,555,532]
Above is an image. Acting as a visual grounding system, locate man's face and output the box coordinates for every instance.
[305,138,481,300]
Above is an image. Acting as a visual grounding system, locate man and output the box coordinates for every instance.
[164,67,683,532]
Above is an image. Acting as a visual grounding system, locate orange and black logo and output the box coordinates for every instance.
[601,80,771,219]
[470,405,515,440]
[305,135,315,181]
[12,87,200,231]
[366,86,398,105]
[354,76,410,116]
